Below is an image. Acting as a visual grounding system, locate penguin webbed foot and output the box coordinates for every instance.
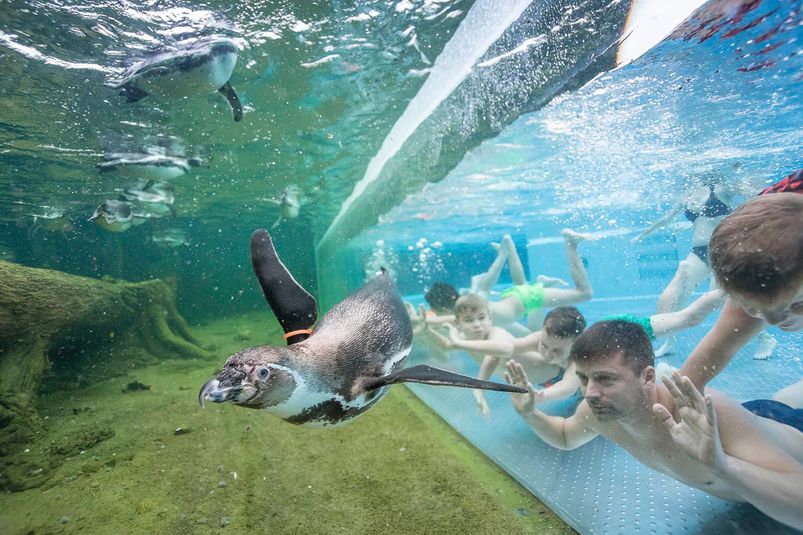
[218,82,243,121]
[365,364,527,394]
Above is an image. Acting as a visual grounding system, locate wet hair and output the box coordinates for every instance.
[453,293,489,319]
[569,320,654,374]
[425,282,459,312]
[710,193,803,302]
[542,306,586,338]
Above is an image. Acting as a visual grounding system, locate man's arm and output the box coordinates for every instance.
[655,374,803,530]
[713,389,803,530]
[679,298,765,389]
[505,361,598,449]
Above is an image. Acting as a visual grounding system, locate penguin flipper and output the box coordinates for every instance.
[365,364,526,393]
[250,229,317,344]
[218,82,243,122]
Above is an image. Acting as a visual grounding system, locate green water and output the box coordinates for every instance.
[0,312,572,534]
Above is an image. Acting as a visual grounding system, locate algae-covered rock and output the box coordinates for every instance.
[0,260,209,463]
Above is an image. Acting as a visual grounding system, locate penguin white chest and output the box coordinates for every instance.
[264,366,390,428]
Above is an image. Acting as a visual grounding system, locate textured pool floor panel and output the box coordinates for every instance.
[405,296,802,535]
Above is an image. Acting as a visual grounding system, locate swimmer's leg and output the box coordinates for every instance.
[501,234,528,285]
[651,290,726,357]
[773,379,803,409]
[470,238,508,298]
[536,274,569,288]
[540,229,594,307]
[655,253,710,356]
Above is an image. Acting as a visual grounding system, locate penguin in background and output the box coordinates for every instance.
[199,229,525,427]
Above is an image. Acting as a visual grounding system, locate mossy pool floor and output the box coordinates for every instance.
[0,313,574,534]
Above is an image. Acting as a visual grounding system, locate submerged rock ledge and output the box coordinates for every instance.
[0,260,209,489]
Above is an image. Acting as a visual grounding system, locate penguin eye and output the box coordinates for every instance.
[257,367,270,379]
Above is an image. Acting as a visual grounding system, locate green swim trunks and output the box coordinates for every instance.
[501,282,544,313]
[602,313,656,341]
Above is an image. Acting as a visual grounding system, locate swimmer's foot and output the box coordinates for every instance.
[655,339,675,358]
[753,331,777,360]
[562,228,599,243]
[501,234,517,256]
[536,274,569,288]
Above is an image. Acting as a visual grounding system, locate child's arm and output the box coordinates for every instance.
[405,302,426,336]
[535,362,581,403]
[630,202,684,242]
[473,354,501,417]
[679,298,765,389]
[445,325,514,358]
[424,313,456,326]
[511,330,542,353]
[420,322,453,351]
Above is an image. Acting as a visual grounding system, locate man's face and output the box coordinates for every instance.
[456,308,492,340]
[731,280,803,331]
[538,333,574,365]
[575,353,652,422]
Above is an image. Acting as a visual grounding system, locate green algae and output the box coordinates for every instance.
[0,312,574,534]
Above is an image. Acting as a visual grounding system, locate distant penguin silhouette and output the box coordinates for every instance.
[264,184,308,229]
[98,153,203,180]
[108,35,243,122]
[88,199,134,232]
[199,229,525,427]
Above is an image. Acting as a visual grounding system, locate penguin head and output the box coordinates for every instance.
[199,346,298,410]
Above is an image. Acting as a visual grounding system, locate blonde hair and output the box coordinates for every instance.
[453,294,489,319]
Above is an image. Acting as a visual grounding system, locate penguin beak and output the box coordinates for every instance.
[198,378,242,407]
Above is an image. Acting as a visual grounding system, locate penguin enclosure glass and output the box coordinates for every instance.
[1,0,802,533]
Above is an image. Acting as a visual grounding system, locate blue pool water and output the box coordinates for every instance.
[325,1,803,532]
[404,288,802,535]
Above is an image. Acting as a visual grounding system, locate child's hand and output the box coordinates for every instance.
[405,302,426,331]
[404,301,419,320]
[505,360,536,414]
[532,388,547,404]
[444,323,460,343]
[417,304,430,329]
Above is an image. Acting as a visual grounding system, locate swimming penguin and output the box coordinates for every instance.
[199,229,525,427]
[150,227,189,248]
[88,199,134,232]
[121,179,176,205]
[28,205,73,237]
[98,153,203,180]
[107,35,243,122]
[263,184,309,229]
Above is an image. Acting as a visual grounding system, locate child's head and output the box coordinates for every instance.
[425,282,460,314]
[540,306,586,364]
[453,293,492,340]
[710,192,803,331]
